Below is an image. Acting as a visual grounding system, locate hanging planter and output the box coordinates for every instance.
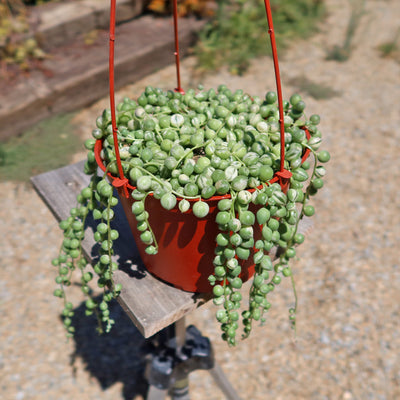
[92,109,312,294]
[52,0,330,345]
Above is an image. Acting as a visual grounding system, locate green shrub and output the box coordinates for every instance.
[0,0,46,70]
[195,0,325,74]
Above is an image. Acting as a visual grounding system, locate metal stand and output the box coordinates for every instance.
[145,318,242,400]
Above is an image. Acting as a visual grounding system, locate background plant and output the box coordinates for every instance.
[147,0,325,74]
[0,0,46,72]
[194,0,325,75]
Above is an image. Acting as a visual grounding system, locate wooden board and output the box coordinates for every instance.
[31,161,211,338]
[31,161,313,338]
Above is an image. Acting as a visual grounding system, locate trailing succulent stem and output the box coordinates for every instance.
[52,170,122,337]
[53,84,329,344]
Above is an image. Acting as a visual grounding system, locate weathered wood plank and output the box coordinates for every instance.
[31,162,210,338]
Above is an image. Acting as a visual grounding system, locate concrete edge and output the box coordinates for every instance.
[0,16,205,141]
[31,0,147,51]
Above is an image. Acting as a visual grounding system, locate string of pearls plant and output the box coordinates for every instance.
[52,84,329,344]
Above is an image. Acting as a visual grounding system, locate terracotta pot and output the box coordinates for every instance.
[93,128,310,293]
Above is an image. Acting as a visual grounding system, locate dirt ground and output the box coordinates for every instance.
[1,0,400,399]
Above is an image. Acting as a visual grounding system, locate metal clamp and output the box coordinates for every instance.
[146,325,214,390]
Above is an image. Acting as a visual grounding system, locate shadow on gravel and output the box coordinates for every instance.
[69,298,148,400]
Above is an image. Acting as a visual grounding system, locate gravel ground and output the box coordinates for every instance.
[1,0,400,399]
